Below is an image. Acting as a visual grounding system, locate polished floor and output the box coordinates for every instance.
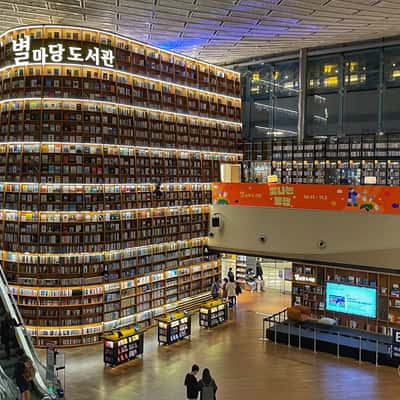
[53,290,400,400]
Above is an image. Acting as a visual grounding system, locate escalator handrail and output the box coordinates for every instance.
[0,266,56,400]
[0,364,18,400]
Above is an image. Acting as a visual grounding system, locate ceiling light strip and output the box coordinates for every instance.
[0,141,242,158]
[0,182,213,192]
[0,204,210,220]
[0,236,208,262]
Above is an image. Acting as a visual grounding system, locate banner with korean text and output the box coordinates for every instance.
[212,183,400,214]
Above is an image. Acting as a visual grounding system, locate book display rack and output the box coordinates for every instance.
[103,326,144,367]
[0,25,241,346]
[235,255,247,287]
[292,263,400,337]
[156,311,191,345]
[243,136,400,185]
[199,299,228,329]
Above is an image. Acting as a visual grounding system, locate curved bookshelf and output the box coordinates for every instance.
[0,25,241,346]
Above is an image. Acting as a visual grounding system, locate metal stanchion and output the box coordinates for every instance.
[263,319,266,341]
[274,323,277,344]
[358,336,362,363]
[337,332,340,359]
[288,322,291,348]
[298,325,301,350]
[313,328,317,353]
[375,340,379,367]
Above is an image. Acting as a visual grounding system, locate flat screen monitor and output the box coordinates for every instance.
[325,282,376,318]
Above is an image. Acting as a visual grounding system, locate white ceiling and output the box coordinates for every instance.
[4,0,400,64]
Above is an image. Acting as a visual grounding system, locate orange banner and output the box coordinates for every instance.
[212,183,400,214]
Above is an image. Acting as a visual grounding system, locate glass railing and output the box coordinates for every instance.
[0,266,58,400]
[0,363,18,400]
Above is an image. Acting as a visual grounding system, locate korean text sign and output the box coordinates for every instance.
[11,36,115,68]
[212,183,400,215]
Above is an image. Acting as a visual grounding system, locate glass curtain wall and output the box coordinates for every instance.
[239,43,400,140]
[245,61,299,139]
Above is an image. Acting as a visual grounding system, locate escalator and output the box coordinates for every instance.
[0,267,59,400]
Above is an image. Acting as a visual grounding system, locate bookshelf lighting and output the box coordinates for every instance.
[0,25,241,346]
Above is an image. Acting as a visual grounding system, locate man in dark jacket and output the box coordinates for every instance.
[184,364,200,399]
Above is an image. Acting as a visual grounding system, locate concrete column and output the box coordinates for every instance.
[298,48,307,143]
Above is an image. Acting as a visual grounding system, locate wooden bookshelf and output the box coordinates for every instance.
[0,26,240,97]
[244,136,400,185]
[292,262,400,336]
[0,25,241,346]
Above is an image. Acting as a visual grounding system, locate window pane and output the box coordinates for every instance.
[384,46,400,87]
[306,93,339,136]
[274,61,299,98]
[307,56,340,91]
[344,50,379,89]
[274,96,298,136]
[383,87,400,132]
[343,90,379,133]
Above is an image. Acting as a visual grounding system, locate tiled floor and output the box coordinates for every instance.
[52,290,400,400]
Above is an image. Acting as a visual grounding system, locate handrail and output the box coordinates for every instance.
[262,307,394,367]
[0,266,57,400]
[0,364,18,400]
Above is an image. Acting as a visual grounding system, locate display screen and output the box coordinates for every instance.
[326,282,376,318]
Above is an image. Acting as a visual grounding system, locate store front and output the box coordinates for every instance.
[221,254,292,293]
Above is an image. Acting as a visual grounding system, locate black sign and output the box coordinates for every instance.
[392,329,400,359]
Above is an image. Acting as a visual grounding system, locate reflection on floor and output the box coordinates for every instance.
[50,290,399,400]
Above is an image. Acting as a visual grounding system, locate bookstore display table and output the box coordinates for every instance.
[156,311,191,345]
[199,299,228,328]
[103,326,144,367]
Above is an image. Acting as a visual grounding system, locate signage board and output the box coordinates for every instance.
[12,36,115,68]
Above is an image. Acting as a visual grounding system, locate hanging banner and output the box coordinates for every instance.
[212,183,400,215]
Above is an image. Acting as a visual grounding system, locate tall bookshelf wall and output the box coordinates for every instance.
[0,25,242,346]
[243,136,400,185]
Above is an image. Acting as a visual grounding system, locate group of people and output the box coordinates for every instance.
[184,364,217,400]
[210,268,242,307]
[1,313,35,399]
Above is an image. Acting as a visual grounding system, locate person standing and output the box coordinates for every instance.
[1,312,17,357]
[227,268,235,282]
[255,261,263,280]
[198,368,217,400]
[221,278,228,301]
[184,364,200,400]
[226,278,236,307]
[211,277,220,299]
[235,281,242,298]
[14,350,35,400]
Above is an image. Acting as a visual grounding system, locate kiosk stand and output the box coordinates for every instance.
[156,311,191,345]
[199,299,229,328]
[103,326,144,367]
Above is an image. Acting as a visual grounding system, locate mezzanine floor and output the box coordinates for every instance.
[50,290,399,400]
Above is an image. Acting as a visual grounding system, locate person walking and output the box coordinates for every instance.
[198,368,217,400]
[184,364,200,400]
[226,278,236,307]
[211,277,220,299]
[227,268,235,282]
